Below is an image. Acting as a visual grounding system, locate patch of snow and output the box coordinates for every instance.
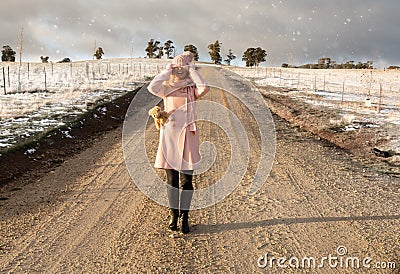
[0,58,171,152]
[227,66,400,155]
[25,148,37,155]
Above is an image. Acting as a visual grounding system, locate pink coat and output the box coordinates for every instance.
[148,67,210,170]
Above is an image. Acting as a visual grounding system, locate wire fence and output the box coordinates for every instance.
[228,66,400,113]
[2,62,400,113]
[0,58,170,95]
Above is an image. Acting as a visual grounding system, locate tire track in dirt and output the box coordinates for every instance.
[1,160,118,270]
[0,66,399,273]
[188,68,399,273]
[45,165,135,272]
[195,81,233,272]
[279,139,399,270]
[1,129,147,272]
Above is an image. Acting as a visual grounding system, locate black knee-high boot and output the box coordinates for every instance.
[166,169,179,231]
[180,171,193,234]
[167,190,179,231]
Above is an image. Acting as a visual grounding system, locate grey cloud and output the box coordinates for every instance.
[0,0,399,67]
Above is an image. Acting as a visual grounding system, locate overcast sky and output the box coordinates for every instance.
[1,0,399,67]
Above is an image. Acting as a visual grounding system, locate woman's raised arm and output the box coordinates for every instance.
[147,68,172,98]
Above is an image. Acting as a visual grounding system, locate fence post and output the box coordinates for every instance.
[7,66,10,87]
[3,67,6,95]
[295,72,298,90]
[44,67,47,91]
[27,63,30,81]
[377,82,383,113]
[314,75,317,91]
[369,70,373,96]
[341,80,345,104]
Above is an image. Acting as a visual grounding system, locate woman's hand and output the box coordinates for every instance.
[165,63,175,71]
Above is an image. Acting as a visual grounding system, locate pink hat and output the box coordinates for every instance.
[172,51,194,67]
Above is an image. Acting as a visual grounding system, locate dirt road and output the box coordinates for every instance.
[1,67,399,273]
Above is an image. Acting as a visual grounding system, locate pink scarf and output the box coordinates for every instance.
[166,79,197,132]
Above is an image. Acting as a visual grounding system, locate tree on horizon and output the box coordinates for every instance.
[156,45,164,59]
[183,44,199,61]
[145,39,160,58]
[208,40,222,64]
[1,45,16,62]
[164,40,175,59]
[254,47,267,66]
[224,49,236,65]
[40,56,50,63]
[94,47,104,60]
[242,47,267,67]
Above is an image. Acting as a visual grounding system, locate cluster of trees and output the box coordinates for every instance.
[144,39,265,67]
[5,39,400,70]
[145,39,176,59]
[282,58,374,69]
[1,45,73,63]
[144,39,202,62]
[1,41,268,67]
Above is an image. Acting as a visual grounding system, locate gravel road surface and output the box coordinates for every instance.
[1,67,399,273]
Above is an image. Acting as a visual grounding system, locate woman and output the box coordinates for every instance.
[147,52,210,233]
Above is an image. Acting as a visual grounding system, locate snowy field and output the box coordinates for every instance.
[0,58,170,151]
[228,66,400,126]
[1,60,400,156]
[228,66,400,157]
